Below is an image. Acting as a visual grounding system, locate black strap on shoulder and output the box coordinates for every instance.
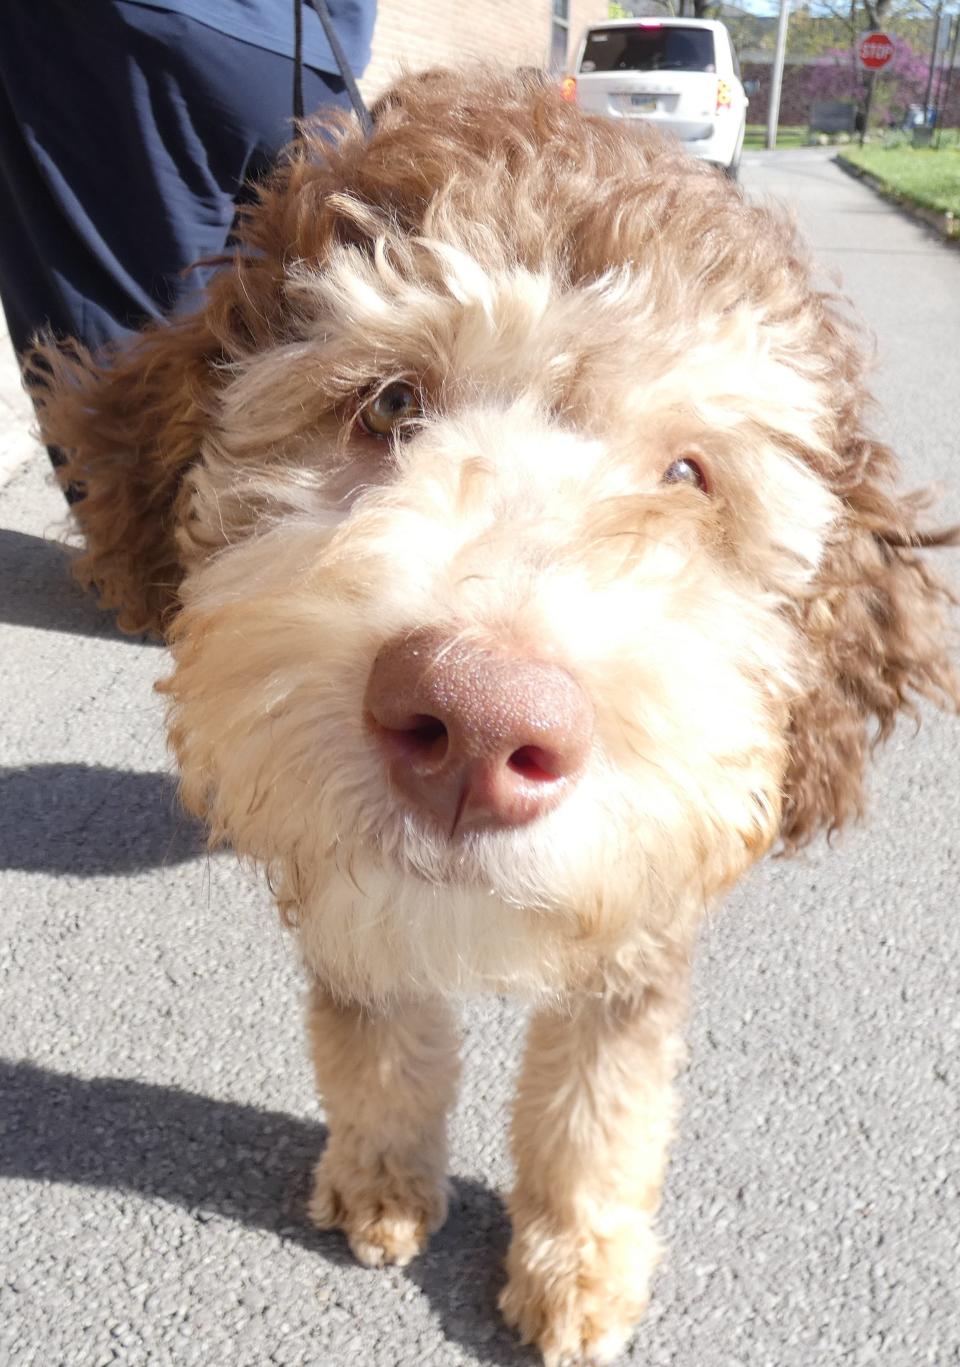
[293,0,374,137]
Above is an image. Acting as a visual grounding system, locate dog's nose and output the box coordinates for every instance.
[364,629,593,833]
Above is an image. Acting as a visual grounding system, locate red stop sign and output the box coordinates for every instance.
[859,32,894,69]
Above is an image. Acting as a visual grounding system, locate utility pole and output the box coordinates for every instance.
[766,0,791,150]
[934,11,960,148]
[923,0,944,124]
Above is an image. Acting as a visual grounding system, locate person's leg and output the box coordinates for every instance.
[0,0,348,494]
[0,1,349,353]
[108,3,350,315]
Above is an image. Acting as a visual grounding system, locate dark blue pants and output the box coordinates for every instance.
[0,0,348,359]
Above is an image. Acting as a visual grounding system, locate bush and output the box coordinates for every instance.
[800,41,930,128]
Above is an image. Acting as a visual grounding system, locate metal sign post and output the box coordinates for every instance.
[859,70,876,145]
[857,32,895,144]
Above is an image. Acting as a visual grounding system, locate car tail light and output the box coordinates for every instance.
[560,75,577,102]
[716,79,732,111]
[637,18,662,25]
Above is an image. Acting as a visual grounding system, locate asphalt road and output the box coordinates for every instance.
[2,148,959,1367]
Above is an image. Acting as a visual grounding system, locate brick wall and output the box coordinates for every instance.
[360,0,610,100]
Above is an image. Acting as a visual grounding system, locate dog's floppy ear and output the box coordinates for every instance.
[24,111,399,639]
[781,432,959,850]
[27,299,240,636]
[26,156,347,636]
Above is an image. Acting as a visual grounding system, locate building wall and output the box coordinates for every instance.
[568,1,614,65]
[360,0,610,100]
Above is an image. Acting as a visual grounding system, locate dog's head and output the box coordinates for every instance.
[34,70,957,999]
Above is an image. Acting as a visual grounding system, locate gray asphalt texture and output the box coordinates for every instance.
[2,147,959,1367]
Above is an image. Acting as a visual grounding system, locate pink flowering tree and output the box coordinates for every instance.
[800,39,930,125]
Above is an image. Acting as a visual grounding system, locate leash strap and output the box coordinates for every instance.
[293,0,374,136]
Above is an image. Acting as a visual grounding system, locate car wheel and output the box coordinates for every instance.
[725,119,746,182]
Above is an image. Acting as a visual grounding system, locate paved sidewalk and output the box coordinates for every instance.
[2,151,959,1367]
[0,315,40,488]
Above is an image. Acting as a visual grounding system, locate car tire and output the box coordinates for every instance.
[725,118,746,182]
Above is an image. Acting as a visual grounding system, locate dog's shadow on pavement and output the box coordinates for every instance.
[0,528,160,644]
[0,1060,534,1365]
[0,764,206,874]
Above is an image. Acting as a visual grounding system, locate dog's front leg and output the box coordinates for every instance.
[306,983,460,1268]
[500,976,688,1366]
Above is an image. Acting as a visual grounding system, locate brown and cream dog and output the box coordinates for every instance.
[31,69,957,1366]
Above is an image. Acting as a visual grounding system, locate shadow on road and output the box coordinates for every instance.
[0,764,205,874]
[0,528,160,643]
[0,1060,532,1364]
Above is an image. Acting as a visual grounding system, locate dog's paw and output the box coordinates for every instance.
[308,1150,448,1269]
[499,1207,660,1366]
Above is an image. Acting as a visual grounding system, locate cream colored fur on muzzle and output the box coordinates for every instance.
[165,242,837,1004]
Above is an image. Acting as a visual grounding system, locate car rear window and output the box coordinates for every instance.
[579,25,716,74]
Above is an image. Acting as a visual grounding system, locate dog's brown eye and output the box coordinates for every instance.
[663,457,708,493]
[359,381,422,438]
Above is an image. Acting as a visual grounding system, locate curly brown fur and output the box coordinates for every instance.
[27,66,958,1366]
[783,474,959,847]
[30,65,957,832]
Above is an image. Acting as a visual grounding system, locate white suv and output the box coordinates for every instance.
[567,18,748,177]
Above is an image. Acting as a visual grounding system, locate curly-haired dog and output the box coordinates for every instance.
[31,69,957,1366]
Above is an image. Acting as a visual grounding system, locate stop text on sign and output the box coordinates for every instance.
[859,32,894,70]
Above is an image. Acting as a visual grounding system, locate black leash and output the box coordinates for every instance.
[293,0,373,136]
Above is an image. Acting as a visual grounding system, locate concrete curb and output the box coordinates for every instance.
[834,153,959,245]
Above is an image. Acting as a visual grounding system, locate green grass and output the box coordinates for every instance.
[743,124,806,150]
[837,143,960,219]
